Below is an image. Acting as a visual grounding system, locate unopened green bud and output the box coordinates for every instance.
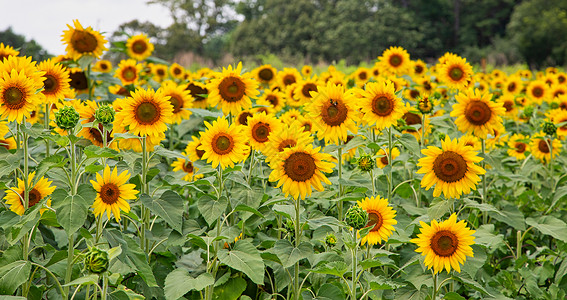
[345,205,368,230]
[325,233,337,247]
[94,104,115,125]
[357,155,374,172]
[418,96,434,114]
[55,106,80,130]
[84,247,109,274]
[542,121,557,136]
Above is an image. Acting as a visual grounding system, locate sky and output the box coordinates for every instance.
[0,0,173,55]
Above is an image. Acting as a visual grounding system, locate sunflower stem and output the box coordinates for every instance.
[45,104,51,157]
[64,235,75,300]
[294,197,301,300]
[387,127,393,202]
[101,273,108,300]
[247,149,255,186]
[432,272,438,300]
[351,229,358,300]
[338,146,343,221]
[481,139,487,224]
[548,137,554,191]
[370,169,375,196]
[140,137,150,254]
[20,121,31,297]
[87,63,94,101]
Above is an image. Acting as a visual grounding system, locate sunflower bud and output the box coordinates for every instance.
[522,105,534,119]
[357,155,374,172]
[55,106,80,130]
[345,205,368,230]
[84,247,109,274]
[94,104,115,125]
[325,233,337,247]
[551,102,559,110]
[542,121,557,136]
[418,96,434,114]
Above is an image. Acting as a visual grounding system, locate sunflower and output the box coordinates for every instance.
[553,109,567,138]
[171,154,200,182]
[160,81,193,124]
[93,60,112,73]
[185,81,209,109]
[115,87,173,137]
[68,68,89,94]
[378,46,411,75]
[0,122,17,150]
[526,80,549,105]
[301,65,313,78]
[256,89,286,112]
[530,132,561,163]
[507,134,529,160]
[115,59,142,86]
[376,147,400,168]
[198,116,250,169]
[411,213,476,274]
[268,144,335,200]
[358,196,397,246]
[496,94,518,120]
[37,59,71,105]
[169,63,185,80]
[235,109,253,126]
[415,76,435,96]
[413,60,427,76]
[357,80,405,131]
[50,99,84,136]
[550,84,567,100]
[417,136,486,199]
[0,56,46,89]
[91,165,138,221]
[77,100,117,149]
[503,76,522,95]
[438,55,473,90]
[294,77,321,104]
[352,68,370,87]
[295,115,314,134]
[279,108,303,125]
[460,134,481,151]
[307,82,359,145]
[254,64,277,86]
[450,88,505,139]
[245,112,282,151]
[0,43,19,61]
[126,34,154,61]
[114,121,166,152]
[207,62,259,116]
[61,19,107,60]
[151,63,168,82]
[0,69,44,122]
[277,68,302,89]
[284,83,303,107]
[4,172,56,215]
[263,120,314,164]
[185,135,206,162]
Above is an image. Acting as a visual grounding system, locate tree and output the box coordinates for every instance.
[0,27,52,61]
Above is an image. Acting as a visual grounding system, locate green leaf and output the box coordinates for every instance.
[83,145,121,159]
[154,146,188,160]
[164,269,213,300]
[52,191,90,236]
[85,163,105,174]
[62,274,99,287]
[77,55,95,69]
[140,191,183,233]
[316,283,346,300]
[489,204,525,231]
[197,194,228,226]
[526,216,567,242]
[212,276,247,300]
[272,239,313,268]
[398,133,420,154]
[217,240,264,285]
[233,204,263,218]
[0,260,31,295]
[311,261,348,277]
[273,204,304,220]
[427,198,454,220]
[189,108,223,118]
[0,150,20,177]
[443,292,466,300]
[35,155,66,180]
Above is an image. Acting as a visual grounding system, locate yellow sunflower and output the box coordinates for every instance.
[413,59,427,76]
[126,34,154,61]
[301,65,313,78]
[4,172,56,215]
[530,132,561,163]
[503,76,522,95]
[279,108,303,125]
[0,56,46,91]
[245,112,282,151]
[268,144,335,200]
[358,196,397,246]
[93,60,112,73]
[256,89,286,112]
[550,84,567,100]
[450,88,505,139]
[38,59,71,105]
[115,87,173,137]
[115,59,142,86]
[552,109,567,138]
[151,63,168,82]
[438,55,473,90]
[235,109,253,126]
[185,135,206,162]
[293,77,321,104]
[171,154,201,182]
[460,134,481,151]
[68,68,89,94]
[185,81,209,109]
[0,69,44,122]
[352,67,370,87]
[377,46,411,75]
[277,68,302,89]
[91,165,138,221]
[497,94,518,119]
[284,83,303,107]
[198,116,250,169]
[525,80,549,105]
[254,64,277,86]
[0,43,19,61]
[61,19,107,60]
[207,62,259,115]
[411,213,476,274]
[417,136,486,199]
[376,147,400,169]
[169,63,185,80]
[507,134,529,160]
[357,80,405,131]
[160,81,193,124]
[77,100,118,149]
[307,82,359,145]
[262,120,314,164]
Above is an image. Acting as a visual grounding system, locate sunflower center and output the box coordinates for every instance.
[302,83,317,98]
[169,95,182,113]
[409,89,420,99]
[424,82,432,91]
[538,139,550,153]
[278,139,296,152]
[122,67,137,81]
[515,142,526,153]
[367,212,383,232]
[238,111,252,125]
[372,95,394,117]
[183,160,194,173]
[89,123,112,144]
[503,100,513,112]
[196,143,205,159]
[71,30,98,53]
[403,112,421,129]
[561,102,567,110]
[358,72,367,80]
[173,68,182,75]
[252,122,270,143]
[187,84,207,102]
[213,134,234,155]
[389,55,402,67]
[532,87,544,98]
[507,82,516,92]
[283,75,296,86]
[555,90,565,98]
[415,65,424,74]
[258,69,274,81]
[132,40,148,54]
[431,230,458,257]
[27,188,42,208]
[3,87,25,109]
[432,150,468,183]
[380,155,389,166]
[449,66,464,81]
[303,122,311,132]
[465,100,492,126]
[43,75,58,93]
[135,101,161,125]
[70,71,88,90]
[100,63,109,71]
[322,100,348,126]
[100,183,120,204]
[157,69,165,76]
[219,76,245,102]
[284,152,316,182]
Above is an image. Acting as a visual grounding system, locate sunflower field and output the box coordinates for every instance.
[1,19,567,300]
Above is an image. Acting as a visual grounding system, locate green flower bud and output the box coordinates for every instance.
[95,104,115,125]
[55,105,80,130]
[438,133,446,141]
[522,105,534,118]
[284,219,295,233]
[84,247,109,274]
[418,96,434,114]
[542,121,557,136]
[325,233,337,247]
[357,155,374,172]
[345,205,368,230]
[551,102,559,110]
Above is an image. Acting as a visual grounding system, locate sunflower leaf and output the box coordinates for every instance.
[526,216,567,242]
[164,269,214,300]
[197,194,228,226]
[53,192,90,237]
[140,191,183,233]
[0,260,31,295]
[217,240,264,285]
[272,239,313,268]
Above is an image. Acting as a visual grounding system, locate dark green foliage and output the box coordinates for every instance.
[0,27,52,61]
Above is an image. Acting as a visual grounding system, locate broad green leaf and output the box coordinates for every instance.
[140,191,183,233]
[212,276,246,300]
[52,191,90,236]
[272,239,313,268]
[311,261,348,277]
[164,269,213,300]
[233,204,263,218]
[217,240,264,285]
[0,150,20,177]
[273,204,304,220]
[526,216,567,242]
[0,260,31,295]
[35,155,66,180]
[316,283,346,300]
[197,194,228,226]
[398,133,420,154]
[62,274,99,287]
[489,204,525,231]
[366,274,405,290]
[443,292,466,300]
[83,145,121,159]
[9,203,42,245]
[154,146,187,160]
[427,198,454,220]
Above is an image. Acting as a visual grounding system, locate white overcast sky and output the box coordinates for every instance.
[0,0,173,55]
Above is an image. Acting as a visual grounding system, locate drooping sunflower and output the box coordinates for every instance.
[37,59,71,105]
[198,116,250,169]
[0,69,44,122]
[507,134,529,160]
[185,81,209,109]
[0,43,19,61]
[171,154,201,182]
[376,147,400,169]
[358,196,397,246]
[357,80,405,131]
[256,89,286,112]
[411,213,476,274]
[450,88,506,139]
[61,19,108,60]
[91,165,139,221]
[4,172,56,215]
[254,64,277,86]
[377,46,411,75]
[207,62,259,116]
[525,80,549,105]
[115,59,142,86]
[438,55,473,90]
[268,144,335,200]
[160,81,193,124]
[277,68,302,89]
[116,87,173,137]
[262,120,314,164]
[530,132,561,163]
[307,82,359,145]
[93,60,112,73]
[126,34,154,61]
[245,112,282,151]
[185,135,206,162]
[417,136,486,199]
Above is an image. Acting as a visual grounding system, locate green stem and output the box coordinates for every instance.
[294,197,301,300]
[338,146,343,221]
[516,230,522,259]
[247,149,255,186]
[387,127,393,201]
[432,272,438,300]
[87,64,94,101]
[64,235,75,299]
[140,137,150,253]
[351,229,357,300]
[370,169,375,196]
[21,122,31,297]
[101,274,108,300]
[45,104,50,157]
[481,139,487,224]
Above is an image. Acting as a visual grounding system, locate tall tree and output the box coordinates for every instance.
[0,27,52,61]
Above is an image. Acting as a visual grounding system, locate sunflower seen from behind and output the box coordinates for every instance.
[450,88,505,139]
[358,196,397,246]
[61,19,107,60]
[207,62,259,116]
[4,172,56,215]
[358,80,404,131]
[126,34,154,61]
[198,116,250,169]
[91,165,139,221]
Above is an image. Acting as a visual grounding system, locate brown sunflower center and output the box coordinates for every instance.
[432,150,468,183]
[157,69,165,76]
[561,102,567,110]
[258,69,274,81]
[415,65,424,74]
[465,100,492,126]
[173,67,182,76]
[219,76,245,102]
[302,122,311,132]
[89,122,112,144]
[196,143,205,159]
[538,139,550,153]
[122,67,137,81]
[403,112,421,132]
[135,101,161,125]
[100,183,120,204]
[183,160,194,173]
[503,100,514,112]
[515,142,526,153]
[380,155,389,166]
[449,66,464,81]
[100,63,109,71]
[252,122,270,143]
[302,83,317,98]
[238,111,252,125]
[43,75,58,93]
[559,75,566,83]
[554,90,565,98]
[366,212,383,232]
[430,230,458,257]
[266,95,278,107]
[132,40,148,54]
[27,188,42,208]
[358,72,367,80]
[71,30,98,53]
[372,95,394,117]
[283,75,296,86]
[70,71,88,90]
[389,55,402,67]
[186,84,207,102]
[423,82,432,91]
[284,152,316,182]
[212,133,234,155]
[532,87,544,98]
[3,87,25,109]
[168,94,182,113]
[322,99,348,126]
[507,82,516,92]
[278,139,296,152]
